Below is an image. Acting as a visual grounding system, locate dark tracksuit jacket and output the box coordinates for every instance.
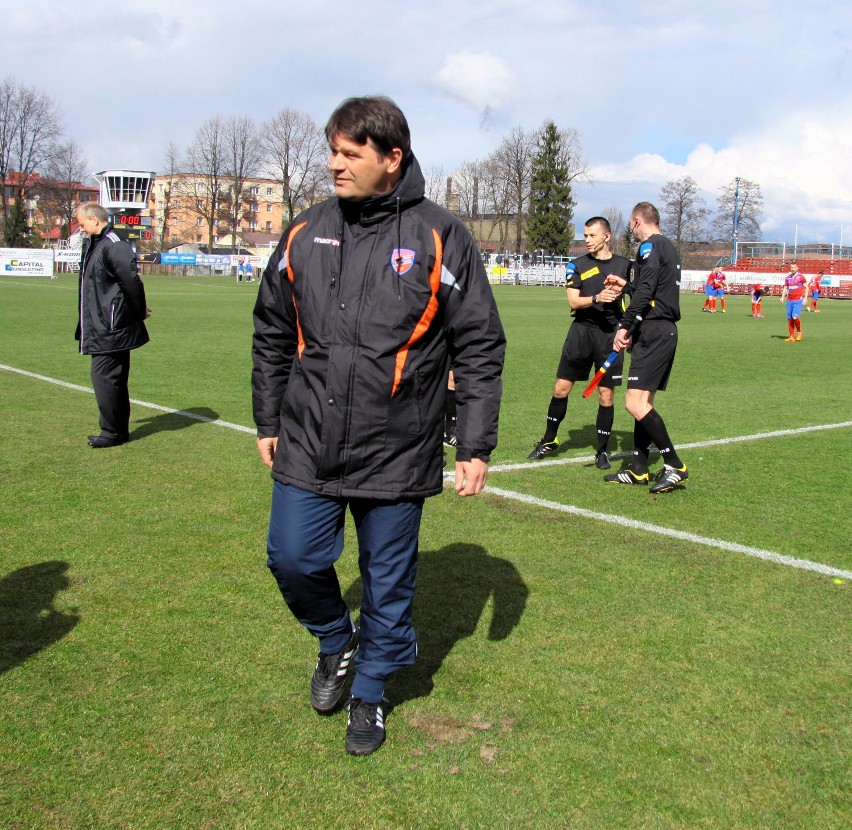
[251,155,506,500]
[76,225,149,355]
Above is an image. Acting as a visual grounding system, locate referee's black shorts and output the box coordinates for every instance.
[557,322,623,387]
[626,320,678,392]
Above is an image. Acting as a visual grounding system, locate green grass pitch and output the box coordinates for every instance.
[1,275,849,829]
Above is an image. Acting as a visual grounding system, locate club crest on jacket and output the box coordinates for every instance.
[391,248,416,276]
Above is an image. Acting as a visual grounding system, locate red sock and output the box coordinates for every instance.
[721,299,726,310]
[795,318,801,333]
[788,320,795,337]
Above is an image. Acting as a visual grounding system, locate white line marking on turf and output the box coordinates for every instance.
[4,362,849,579]
[490,422,852,473]
[0,364,255,434]
[481,484,852,581]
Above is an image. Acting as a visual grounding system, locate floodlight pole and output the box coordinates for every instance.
[731,176,740,265]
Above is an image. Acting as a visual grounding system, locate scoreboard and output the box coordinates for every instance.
[110,212,153,242]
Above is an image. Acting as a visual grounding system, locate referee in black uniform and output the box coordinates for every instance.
[528,217,631,469]
[605,202,688,493]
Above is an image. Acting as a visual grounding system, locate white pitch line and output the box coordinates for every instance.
[482,484,852,581]
[0,364,255,434]
[4,362,850,579]
[490,421,852,473]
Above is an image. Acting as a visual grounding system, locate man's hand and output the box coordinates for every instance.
[613,327,632,352]
[257,436,278,469]
[455,458,489,496]
[145,307,152,319]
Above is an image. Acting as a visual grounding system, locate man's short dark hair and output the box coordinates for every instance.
[631,202,660,226]
[585,216,611,234]
[325,96,411,162]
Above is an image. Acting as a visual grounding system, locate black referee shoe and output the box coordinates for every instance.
[603,468,649,485]
[345,697,388,756]
[310,622,359,713]
[649,465,689,494]
[594,451,611,470]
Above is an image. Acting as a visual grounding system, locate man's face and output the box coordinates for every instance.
[328,133,400,201]
[76,209,100,236]
[791,262,798,273]
[584,222,610,256]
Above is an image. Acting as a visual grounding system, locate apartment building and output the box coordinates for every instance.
[149,174,287,249]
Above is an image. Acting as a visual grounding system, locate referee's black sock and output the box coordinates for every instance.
[630,417,651,474]
[638,409,684,469]
[542,396,568,442]
[596,404,614,454]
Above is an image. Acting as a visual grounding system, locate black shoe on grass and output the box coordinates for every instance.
[527,438,559,460]
[345,697,387,756]
[649,465,689,494]
[310,623,359,713]
[594,451,611,470]
[603,469,649,485]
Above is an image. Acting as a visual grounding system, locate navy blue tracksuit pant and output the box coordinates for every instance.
[266,481,423,703]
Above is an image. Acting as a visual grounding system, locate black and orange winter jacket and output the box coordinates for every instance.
[251,155,505,500]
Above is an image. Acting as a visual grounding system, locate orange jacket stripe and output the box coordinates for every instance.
[391,229,442,397]
[285,222,308,359]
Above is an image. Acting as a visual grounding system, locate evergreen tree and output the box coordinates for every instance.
[526,121,575,256]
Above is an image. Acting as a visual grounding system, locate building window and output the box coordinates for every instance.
[249,220,257,230]
[197,235,202,242]
[197,200,203,209]
[171,218,177,226]
[196,218,203,227]
[214,235,219,243]
[266,203,272,213]
[266,187,273,196]
[265,221,272,230]
[250,186,259,196]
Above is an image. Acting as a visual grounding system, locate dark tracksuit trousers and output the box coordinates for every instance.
[266,481,423,704]
[90,351,131,441]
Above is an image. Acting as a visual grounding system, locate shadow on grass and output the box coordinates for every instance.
[0,561,79,676]
[130,406,220,441]
[564,423,633,458]
[343,543,528,706]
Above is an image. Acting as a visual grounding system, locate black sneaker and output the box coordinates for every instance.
[527,438,559,460]
[603,469,649,485]
[649,465,688,494]
[443,432,458,447]
[594,451,611,470]
[345,697,387,756]
[310,623,359,713]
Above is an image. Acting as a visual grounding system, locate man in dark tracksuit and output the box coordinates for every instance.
[605,201,687,493]
[76,203,149,447]
[251,97,506,755]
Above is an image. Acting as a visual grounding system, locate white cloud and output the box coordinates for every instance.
[433,51,518,128]
[587,105,852,240]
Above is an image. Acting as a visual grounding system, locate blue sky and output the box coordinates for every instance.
[7,0,851,245]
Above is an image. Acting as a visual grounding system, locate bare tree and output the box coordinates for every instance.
[178,116,228,251]
[35,139,89,240]
[448,160,484,235]
[659,175,709,256]
[712,177,763,242]
[479,153,513,251]
[422,163,446,208]
[491,126,536,253]
[0,76,63,246]
[260,108,329,226]
[221,115,263,253]
[602,205,626,244]
[154,142,181,250]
